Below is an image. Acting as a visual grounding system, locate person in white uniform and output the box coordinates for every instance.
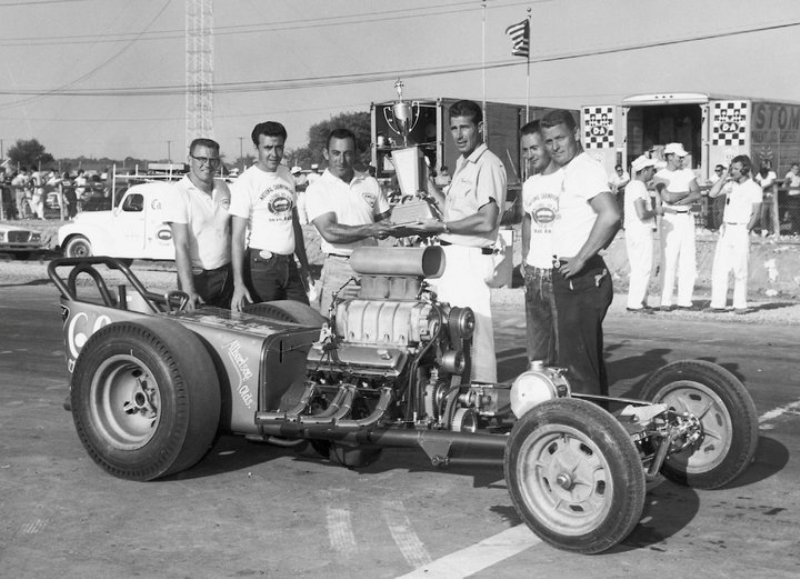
[653,142,701,310]
[708,155,762,312]
[624,155,661,311]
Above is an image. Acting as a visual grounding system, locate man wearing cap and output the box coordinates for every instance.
[707,155,761,312]
[653,142,701,310]
[229,121,311,311]
[540,109,620,396]
[304,127,393,315]
[625,156,661,312]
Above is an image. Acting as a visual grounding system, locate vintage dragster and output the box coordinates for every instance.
[49,246,758,554]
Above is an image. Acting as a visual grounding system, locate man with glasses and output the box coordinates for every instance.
[163,138,233,311]
[229,121,311,311]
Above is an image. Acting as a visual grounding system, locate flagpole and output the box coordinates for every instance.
[526,9,531,124]
[481,0,487,139]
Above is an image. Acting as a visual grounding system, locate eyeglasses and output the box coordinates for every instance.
[190,155,221,166]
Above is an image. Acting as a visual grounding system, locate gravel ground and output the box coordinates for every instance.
[3,254,800,326]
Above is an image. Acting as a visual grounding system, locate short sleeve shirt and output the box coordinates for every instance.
[162,175,231,270]
[441,143,507,248]
[654,167,696,212]
[623,179,653,235]
[552,152,609,258]
[229,164,296,254]
[305,169,390,256]
[724,179,762,224]
[754,170,777,191]
[522,168,564,268]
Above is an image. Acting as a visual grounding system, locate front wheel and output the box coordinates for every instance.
[639,360,758,489]
[64,235,92,258]
[504,398,646,554]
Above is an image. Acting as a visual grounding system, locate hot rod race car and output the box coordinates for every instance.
[48,247,758,554]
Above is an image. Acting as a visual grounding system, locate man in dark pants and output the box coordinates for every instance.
[229,121,311,311]
[540,109,621,396]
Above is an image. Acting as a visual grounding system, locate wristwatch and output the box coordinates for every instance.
[441,222,449,234]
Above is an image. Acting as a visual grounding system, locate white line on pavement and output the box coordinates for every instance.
[395,524,541,579]
[758,398,800,425]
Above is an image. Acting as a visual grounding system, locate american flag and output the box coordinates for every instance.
[505,19,530,58]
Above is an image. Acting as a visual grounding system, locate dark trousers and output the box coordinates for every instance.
[522,264,557,365]
[246,249,308,305]
[552,255,613,396]
[178,263,234,309]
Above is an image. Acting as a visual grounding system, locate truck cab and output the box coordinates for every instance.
[58,181,177,261]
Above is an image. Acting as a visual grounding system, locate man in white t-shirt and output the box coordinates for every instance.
[304,128,392,315]
[520,120,560,365]
[784,163,800,234]
[162,138,232,310]
[540,109,621,396]
[624,155,661,311]
[229,121,311,311]
[653,142,701,310]
[708,155,762,312]
[754,160,778,237]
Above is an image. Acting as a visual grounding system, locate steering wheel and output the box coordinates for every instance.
[165,290,191,313]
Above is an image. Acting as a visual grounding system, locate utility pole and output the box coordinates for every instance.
[238,137,244,171]
[167,140,173,163]
[186,0,214,148]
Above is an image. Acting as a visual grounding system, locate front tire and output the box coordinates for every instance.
[504,398,645,554]
[70,319,221,481]
[244,300,326,327]
[64,235,92,258]
[639,360,758,489]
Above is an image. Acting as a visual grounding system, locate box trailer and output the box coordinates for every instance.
[581,93,800,183]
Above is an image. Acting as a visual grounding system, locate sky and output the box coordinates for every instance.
[1,0,800,164]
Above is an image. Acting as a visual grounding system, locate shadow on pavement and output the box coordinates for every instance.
[721,436,789,489]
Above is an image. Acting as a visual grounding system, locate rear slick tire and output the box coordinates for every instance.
[639,360,758,489]
[70,319,221,481]
[504,398,646,554]
[243,300,326,327]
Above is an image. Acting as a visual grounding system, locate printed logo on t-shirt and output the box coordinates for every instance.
[361,191,377,209]
[527,191,560,229]
[219,196,231,210]
[258,184,294,220]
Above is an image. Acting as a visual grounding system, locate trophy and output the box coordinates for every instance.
[383,79,420,147]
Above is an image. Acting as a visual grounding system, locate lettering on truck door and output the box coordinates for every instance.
[144,191,175,260]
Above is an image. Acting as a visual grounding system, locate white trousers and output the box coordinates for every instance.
[710,224,750,309]
[625,228,654,309]
[426,245,496,383]
[660,212,696,307]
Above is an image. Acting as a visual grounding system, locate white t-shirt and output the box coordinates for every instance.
[552,152,609,258]
[522,168,564,268]
[784,171,800,195]
[305,169,390,256]
[754,170,777,191]
[623,179,653,236]
[162,176,231,270]
[655,167,696,212]
[723,179,761,224]
[229,164,297,254]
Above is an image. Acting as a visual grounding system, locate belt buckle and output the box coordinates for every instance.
[258,250,273,259]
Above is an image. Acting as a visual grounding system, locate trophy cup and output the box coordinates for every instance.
[383,80,441,225]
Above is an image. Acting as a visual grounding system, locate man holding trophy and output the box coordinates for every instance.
[401,99,507,383]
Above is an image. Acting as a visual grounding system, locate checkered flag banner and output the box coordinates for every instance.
[505,19,530,58]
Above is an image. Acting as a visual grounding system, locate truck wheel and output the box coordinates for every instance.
[64,235,92,258]
[244,300,326,327]
[70,319,221,481]
[639,360,758,490]
[504,398,645,554]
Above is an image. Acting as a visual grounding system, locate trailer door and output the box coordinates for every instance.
[707,100,750,176]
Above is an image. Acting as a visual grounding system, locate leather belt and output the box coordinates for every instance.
[327,253,350,259]
[439,240,494,255]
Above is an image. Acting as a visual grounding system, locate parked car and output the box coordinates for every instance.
[0,223,45,259]
[58,181,175,261]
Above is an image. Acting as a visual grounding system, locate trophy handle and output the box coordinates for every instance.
[383,107,399,137]
[409,101,421,132]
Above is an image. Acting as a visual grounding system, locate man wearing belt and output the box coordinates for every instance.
[520,120,560,365]
[405,99,507,383]
[708,155,762,313]
[653,142,701,310]
[163,138,233,311]
[541,109,620,396]
[305,128,392,315]
[230,121,311,311]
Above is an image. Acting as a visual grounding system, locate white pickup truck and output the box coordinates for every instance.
[58,181,177,262]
